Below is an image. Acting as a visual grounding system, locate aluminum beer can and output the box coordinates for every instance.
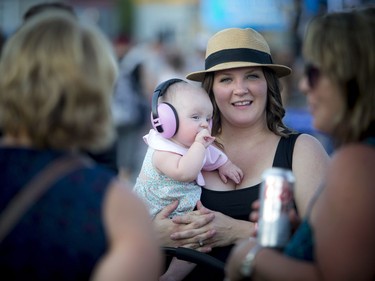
[257,167,295,249]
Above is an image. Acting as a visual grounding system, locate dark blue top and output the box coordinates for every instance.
[283,216,315,261]
[0,147,115,281]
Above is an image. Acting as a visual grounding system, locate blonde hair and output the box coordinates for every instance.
[159,81,201,106]
[0,11,118,151]
[303,8,375,146]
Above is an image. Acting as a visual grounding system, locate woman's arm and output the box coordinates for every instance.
[312,144,375,280]
[153,143,206,183]
[91,179,163,281]
[292,134,330,217]
[225,238,320,281]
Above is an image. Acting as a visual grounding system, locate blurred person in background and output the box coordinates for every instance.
[113,31,185,183]
[0,27,5,55]
[23,1,75,21]
[112,38,151,183]
[152,27,329,280]
[22,1,119,174]
[0,10,162,281]
[225,6,375,281]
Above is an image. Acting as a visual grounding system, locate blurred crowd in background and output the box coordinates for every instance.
[0,0,372,182]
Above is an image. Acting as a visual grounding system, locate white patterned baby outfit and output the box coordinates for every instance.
[133,129,228,218]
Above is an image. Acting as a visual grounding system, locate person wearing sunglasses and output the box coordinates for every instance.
[225,6,375,281]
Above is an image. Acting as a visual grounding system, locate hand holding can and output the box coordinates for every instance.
[257,167,295,250]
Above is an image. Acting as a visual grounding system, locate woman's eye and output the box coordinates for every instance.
[219,77,231,83]
[246,73,259,79]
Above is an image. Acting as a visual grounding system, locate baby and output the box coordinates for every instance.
[133,79,243,281]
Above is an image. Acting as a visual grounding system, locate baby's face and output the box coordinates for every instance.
[172,87,213,148]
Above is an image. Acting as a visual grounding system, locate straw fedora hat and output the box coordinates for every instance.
[186,28,291,82]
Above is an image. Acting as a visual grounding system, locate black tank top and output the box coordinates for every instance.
[185,134,300,281]
[201,133,299,221]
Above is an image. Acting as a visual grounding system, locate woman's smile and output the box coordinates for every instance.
[232,100,253,107]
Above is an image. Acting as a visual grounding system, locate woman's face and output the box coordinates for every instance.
[212,67,268,129]
[299,64,344,135]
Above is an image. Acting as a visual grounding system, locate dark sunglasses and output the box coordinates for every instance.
[304,63,321,89]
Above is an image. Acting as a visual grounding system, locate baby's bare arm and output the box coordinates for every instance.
[217,160,243,184]
[153,130,214,182]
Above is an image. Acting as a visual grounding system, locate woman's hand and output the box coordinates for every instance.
[154,201,216,251]
[195,202,254,248]
[171,201,254,250]
[153,201,180,247]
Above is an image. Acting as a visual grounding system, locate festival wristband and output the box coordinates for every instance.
[240,243,263,277]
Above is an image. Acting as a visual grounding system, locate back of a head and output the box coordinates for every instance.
[303,7,375,144]
[0,11,118,151]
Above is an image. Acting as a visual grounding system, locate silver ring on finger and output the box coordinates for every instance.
[198,239,204,247]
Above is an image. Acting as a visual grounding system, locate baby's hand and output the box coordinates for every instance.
[195,129,215,148]
[218,160,243,184]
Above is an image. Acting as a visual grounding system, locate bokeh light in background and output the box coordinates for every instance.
[201,0,290,31]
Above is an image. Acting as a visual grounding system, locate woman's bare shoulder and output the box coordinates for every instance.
[327,143,375,195]
[293,133,330,169]
[330,143,375,171]
[294,133,329,154]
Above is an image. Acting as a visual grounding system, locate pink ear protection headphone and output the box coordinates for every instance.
[151,78,186,138]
